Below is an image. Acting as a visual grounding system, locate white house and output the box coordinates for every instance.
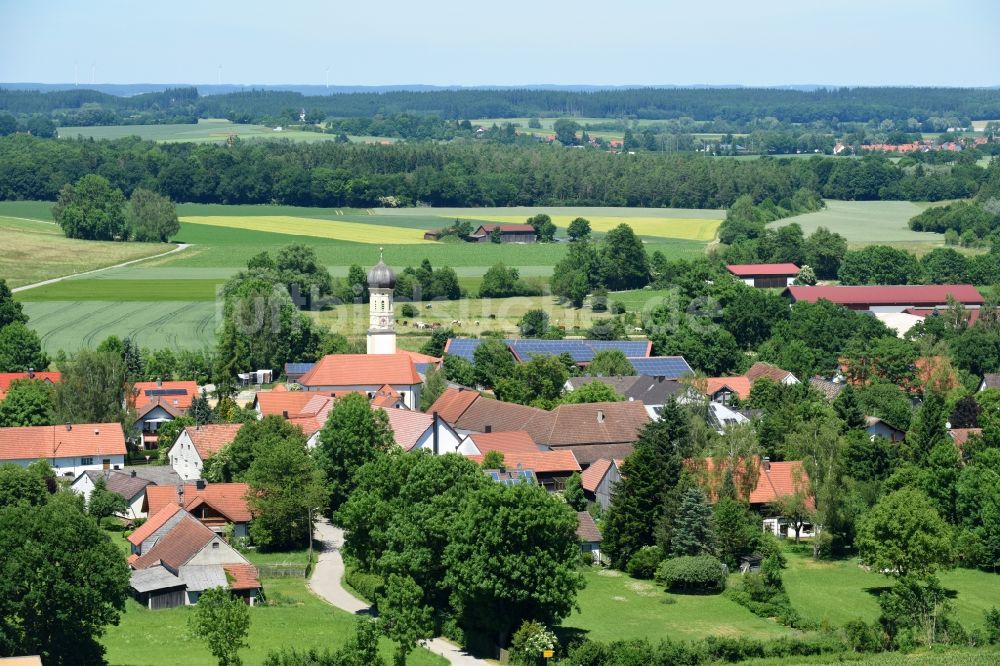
[71,469,153,519]
[168,424,244,481]
[0,422,127,477]
[385,409,465,453]
[298,353,423,410]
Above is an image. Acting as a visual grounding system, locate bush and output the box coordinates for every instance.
[509,620,556,666]
[844,619,884,653]
[400,303,418,318]
[626,545,664,580]
[343,567,383,603]
[985,607,1000,644]
[655,555,726,594]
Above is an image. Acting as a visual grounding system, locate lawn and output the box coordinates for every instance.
[775,200,942,247]
[782,547,1000,629]
[0,216,173,288]
[100,577,446,666]
[16,278,222,302]
[562,568,793,643]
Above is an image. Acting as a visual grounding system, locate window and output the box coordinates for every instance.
[212,542,220,550]
[81,457,93,466]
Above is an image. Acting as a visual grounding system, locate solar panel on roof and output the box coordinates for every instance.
[144,388,189,396]
[447,338,653,364]
[627,357,693,379]
[285,363,315,373]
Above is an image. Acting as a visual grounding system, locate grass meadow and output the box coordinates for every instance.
[100,577,445,666]
[774,200,942,249]
[57,119,361,144]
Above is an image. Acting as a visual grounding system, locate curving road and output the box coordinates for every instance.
[11,243,190,293]
[308,518,489,666]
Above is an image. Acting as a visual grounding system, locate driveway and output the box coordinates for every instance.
[308,518,489,665]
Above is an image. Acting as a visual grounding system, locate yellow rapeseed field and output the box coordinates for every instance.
[180,215,433,244]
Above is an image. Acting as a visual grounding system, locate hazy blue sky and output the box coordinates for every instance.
[1,0,998,86]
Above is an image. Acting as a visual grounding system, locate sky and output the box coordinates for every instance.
[1,0,998,87]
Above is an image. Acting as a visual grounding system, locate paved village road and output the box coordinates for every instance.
[308,518,489,666]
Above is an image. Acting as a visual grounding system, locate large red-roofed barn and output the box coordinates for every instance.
[784,284,984,313]
[726,263,800,288]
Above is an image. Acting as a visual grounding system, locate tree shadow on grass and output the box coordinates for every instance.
[862,586,959,600]
[553,626,590,654]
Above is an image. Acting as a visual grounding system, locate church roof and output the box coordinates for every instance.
[367,249,396,288]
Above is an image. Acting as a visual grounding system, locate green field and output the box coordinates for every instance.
[782,548,1000,629]
[57,118,379,144]
[564,568,793,643]
[100,577,444,666]
[774,200,942,248]
[0,215,171,288]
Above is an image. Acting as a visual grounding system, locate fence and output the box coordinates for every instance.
[256,563,309,578]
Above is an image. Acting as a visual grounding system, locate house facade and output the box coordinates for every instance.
[579,457,622,510]
[168,424,244,481]
[71,469,152,519]
[145,481,251,539]
[298,353,422,410]
[0,422,127,477]
[131,380,198,449]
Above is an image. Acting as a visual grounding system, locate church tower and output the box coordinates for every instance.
[366,248,396,355]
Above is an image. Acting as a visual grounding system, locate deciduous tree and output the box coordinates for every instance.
[52,174,128,241]
[189,586,251,666]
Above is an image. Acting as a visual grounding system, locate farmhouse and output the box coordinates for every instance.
[0,422,126,476]
[71,469,157,519]
[168,423,244,481]
[298,353,422,410]
[131,380,199,448]
[783,284,984,313]
[579,457,623,510]
[462,430,581,491]
[726,263,800,288]
[428,388,649,466]
[128,508,259,609]
[467,223,537,243]
[0,370,61,401]
[145,481,252,538]
[564,375,689,418]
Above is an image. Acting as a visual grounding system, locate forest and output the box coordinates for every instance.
[3,86,1000,127]
[0,134,993,208]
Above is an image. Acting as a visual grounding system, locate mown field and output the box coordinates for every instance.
[774,200,942,249]
[100,577,445,666]
[57,118,372,144]
[0,215,171,288]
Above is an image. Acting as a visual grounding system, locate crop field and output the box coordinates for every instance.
[0,215,171,288]
[181,215,434,244]
[462,214,720,240]
[11,200,711,352]
[773,199,941,247]
[57,118,360,144]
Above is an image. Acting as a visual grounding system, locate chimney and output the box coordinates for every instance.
[762,456,771,472]
[28,368,35,379]
[484,424,492,433]
[176,484,185,507]
[156,377,162,387]
[282,410,289,419]
[65,422,72,431]
[597,409,605,423]
[131,469,137,477]
[432,411,440,456]
[196,479,206,491]
[94,428,100,436]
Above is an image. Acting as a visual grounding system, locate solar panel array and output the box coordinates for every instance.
[627,357,694,379]
[284,363,315,374]
[445,338,649,363]
[143,388,189,396]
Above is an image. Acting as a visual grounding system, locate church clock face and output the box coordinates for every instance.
[379,316,387,326]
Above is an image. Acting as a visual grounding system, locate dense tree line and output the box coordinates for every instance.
[1,134,992,209]
[4,86,1000,125]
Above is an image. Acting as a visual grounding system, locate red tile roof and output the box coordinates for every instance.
[746,362,794,384]
[576,511,602,543]
[398,350,443,366]
[255,391,328,417]
[381,408,433,450]
[132,513,216,571]
[129,503,182,546]
[0,372,61,401]
[146,483,252,523]
[785,284,984,307]
[473,223,536,234]
[465,430,581,474]
[133,381,198,412]
[427,387,481,423]
[949,428,982,447]
[726,263,800,277]
[185,424,244,460]
[702,377,753,400]
[299,353,421,387]
[371,384,403,408]
[224,563,261,590]
[0,422,126,461]
[695,458,813,508]
[579,458,615,493]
